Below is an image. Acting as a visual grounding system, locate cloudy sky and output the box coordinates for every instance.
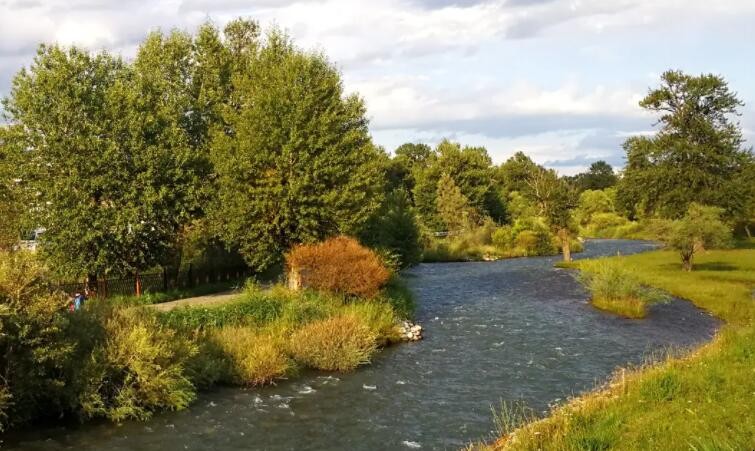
[1,0,754,174]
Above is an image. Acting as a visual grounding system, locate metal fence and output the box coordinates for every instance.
[58,264,252,299]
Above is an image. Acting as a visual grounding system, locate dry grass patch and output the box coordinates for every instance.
[591,296,647,319]
[287,313,378,371]
[210,326,293,386]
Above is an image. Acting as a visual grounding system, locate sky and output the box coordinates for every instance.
[1,0,754,174]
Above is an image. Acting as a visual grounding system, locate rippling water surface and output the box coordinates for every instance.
[4,240,720,451]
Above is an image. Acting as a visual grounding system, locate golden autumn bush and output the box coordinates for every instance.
[285,236,390,298]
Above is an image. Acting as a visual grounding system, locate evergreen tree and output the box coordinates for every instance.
[413,140,505,228]
[359,190,422,268]
[435,173,476,231]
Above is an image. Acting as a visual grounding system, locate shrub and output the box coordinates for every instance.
[77,308,197,422]
[0,251,73,429]
[378,277,415,319]
[287,313,378,371]
[492,226,514,250]
[209,326,293,386]
[285,236,390,298]
[667,203,732,271]
[578,259,669,318]
[343,301,401,345]
[511,218,556,256]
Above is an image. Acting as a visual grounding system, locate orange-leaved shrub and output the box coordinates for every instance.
[285,236,390,298]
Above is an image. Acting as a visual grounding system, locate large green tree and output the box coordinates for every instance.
[3,40,204,283]
[385,142,432,196]
[413,140,505,228]
[617,70,754,220]
[209,30,383,271]
[0,129,23,250]
[496,151,542,195]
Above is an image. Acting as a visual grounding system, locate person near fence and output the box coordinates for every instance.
[71,291,86,311]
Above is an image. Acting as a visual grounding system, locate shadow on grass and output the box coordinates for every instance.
[659,261,739,272]
[734,239,755,250]
[693,262,740,271]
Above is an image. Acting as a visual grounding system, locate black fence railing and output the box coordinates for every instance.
[58,265,252,299]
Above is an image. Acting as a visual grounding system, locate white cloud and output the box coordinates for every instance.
[0,0,753,174]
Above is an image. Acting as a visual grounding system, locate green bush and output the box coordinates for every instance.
[378,276,415,319]
[343,301,401,345]
[359,190,423,269]
[492,225,514,250]
[0,251,73,429]
[76,308,197,422]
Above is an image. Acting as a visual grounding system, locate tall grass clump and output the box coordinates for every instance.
[208,326,293,385]
[287,313,378,371]
[286,236,390,298]
[578,259,669,319]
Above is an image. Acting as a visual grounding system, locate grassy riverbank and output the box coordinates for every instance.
[0,246,415,431]
[475,243,755,450]
[160,278,413,389]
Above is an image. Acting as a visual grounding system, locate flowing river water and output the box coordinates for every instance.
[3,240,720,451]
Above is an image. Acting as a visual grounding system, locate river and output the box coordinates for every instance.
[2,240,720,451]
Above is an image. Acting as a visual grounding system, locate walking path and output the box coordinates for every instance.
[149,290,242,312]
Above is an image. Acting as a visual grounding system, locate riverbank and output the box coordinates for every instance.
[0,245,415,432]
[475,242,755,450]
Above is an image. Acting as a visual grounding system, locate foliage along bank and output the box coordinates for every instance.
[0,238,415,431]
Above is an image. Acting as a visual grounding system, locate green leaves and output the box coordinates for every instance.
[4,35,207,277]
[206,29,383,271]
[667,203,732,270]
[618,71,754,221]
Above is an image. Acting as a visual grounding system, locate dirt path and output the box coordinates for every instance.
[149,290,242,312]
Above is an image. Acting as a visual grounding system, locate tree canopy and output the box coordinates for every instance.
[617,70,755,220]
[413,140,505,229]
[208,30,384,271]
[667,203,731,271]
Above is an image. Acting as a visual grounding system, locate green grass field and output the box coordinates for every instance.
[474,242,755,450]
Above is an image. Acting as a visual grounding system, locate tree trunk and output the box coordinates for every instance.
[559,228,571,262]
[85,273,98,298]
[135,272,142,297]
[681,254,693,272]
[746,224,752,239]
